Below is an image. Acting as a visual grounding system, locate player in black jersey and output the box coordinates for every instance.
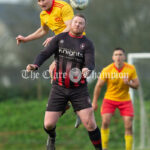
[26,14,102,150]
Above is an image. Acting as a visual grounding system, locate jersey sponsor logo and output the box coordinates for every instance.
[59,39,64,44]
[59,47,83,58]
[80,43,85,50]
[55,17,62,22]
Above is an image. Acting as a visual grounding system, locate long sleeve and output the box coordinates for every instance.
[34,37,58,67]
[84,40,95,70]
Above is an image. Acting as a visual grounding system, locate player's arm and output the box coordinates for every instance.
[92,78,105,111]
[43,20,72,47]
[26,36,58,72]
[43,2,74,47]
[124,78,140,89]
[82,41,95,77]
[124,66,140,89]
[62,20,72,32]
[16,25,49,45]
[61,2,74,33]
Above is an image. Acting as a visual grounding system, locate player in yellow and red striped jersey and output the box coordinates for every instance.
[16,0,74,47]
[92,48,139,150]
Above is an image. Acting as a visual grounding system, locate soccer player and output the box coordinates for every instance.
[26,14,102,150]
[16,0,81,128]
[16,0,74,47]
[92,48,139,150]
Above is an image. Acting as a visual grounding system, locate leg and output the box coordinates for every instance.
[119,101,134,150]
[70,86,102,149]
[45,84,68,150]
[74,114,81,128]
[44,111,62,130]
[123,116,133,150]
[77,107,102,150]
[100,99,116,150]
[61,102,71,116]
[101,113,113,150]
[44,111,62,150]
[101,113,113,129]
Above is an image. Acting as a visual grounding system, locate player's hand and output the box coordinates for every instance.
[123,77,130,85]
[16,35,26,45]
[82,68,90,78]
[49,61,56,84]
[26,64,38,72]
[92,102,98,111]
[43,37,54,47]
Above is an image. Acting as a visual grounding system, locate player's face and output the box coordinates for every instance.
[38,0,52,11]
[70,16,86,36]
[112,50,125,65]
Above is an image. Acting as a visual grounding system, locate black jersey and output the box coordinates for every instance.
[34,32,95,88]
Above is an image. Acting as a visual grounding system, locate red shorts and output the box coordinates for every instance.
[101,99,134,116]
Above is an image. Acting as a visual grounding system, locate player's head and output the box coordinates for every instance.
[38,0,53,11]
[70,14,86,36]
[112,47,126,64]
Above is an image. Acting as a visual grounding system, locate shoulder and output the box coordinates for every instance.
[83,36,92,43]
[40,11,47,17]
[103,63,114,72]
[54,0,70,8]
[124,62,135,70]
[83,36,94,48]
[55,32,68,39]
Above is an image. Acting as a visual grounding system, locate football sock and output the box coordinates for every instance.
[88,127,102,150]
[125,134,133,150]
[44,126,56,139]
[101,128,110,149]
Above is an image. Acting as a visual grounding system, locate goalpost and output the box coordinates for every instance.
[128,53,150,150]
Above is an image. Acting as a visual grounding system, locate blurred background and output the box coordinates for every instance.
[0,0,150,150]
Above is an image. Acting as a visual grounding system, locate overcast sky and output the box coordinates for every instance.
[0,0,31,4]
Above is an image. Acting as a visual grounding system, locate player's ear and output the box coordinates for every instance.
[112,50,115,61]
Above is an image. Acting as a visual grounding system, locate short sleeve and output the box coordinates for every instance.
[100,68,107,81]
[40,12,45,27]
[131,65,138,80]
[61,3,74,22]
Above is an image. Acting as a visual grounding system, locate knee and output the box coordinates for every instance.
[102,120,110,129]
[125,124,133,133]
[85,119,97,131]
[44,120,55,130]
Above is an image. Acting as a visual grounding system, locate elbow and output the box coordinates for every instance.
[42,30,48,36]
[134,82,140,89]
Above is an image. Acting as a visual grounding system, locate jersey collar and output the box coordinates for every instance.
[113,63,125,72]
[69,32,83,39]
[46,0,55,14]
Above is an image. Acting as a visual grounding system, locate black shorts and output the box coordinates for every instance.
[46,84,92,112]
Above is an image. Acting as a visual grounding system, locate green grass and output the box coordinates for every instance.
[0,98,150,150]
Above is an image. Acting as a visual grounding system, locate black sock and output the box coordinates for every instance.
[88,127,102,150]
[44,126,56,139]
